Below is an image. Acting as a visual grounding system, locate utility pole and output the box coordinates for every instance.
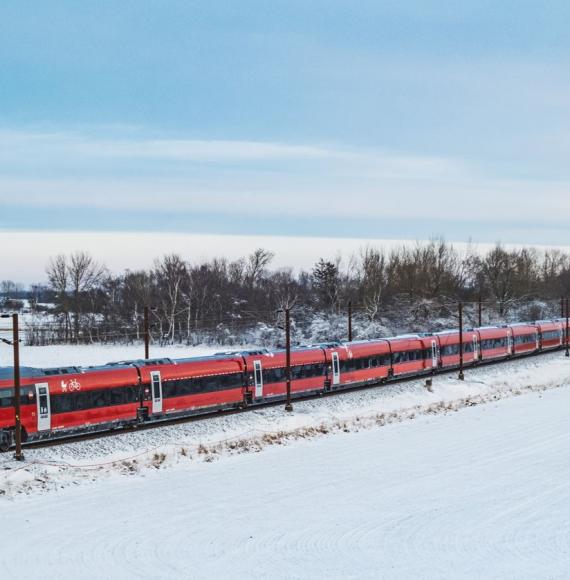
[144,305,150,360]
[478,294,482,327]
[12,314,23,461]
[458,302,464,381]
[348,301,353,342]
[564,298,570,356]
[285,308,293,412]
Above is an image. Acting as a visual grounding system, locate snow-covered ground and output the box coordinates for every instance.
[1,349,570,578]
[0,342,247,369]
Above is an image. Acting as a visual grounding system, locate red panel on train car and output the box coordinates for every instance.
[388,337,429,377]
[332,340,392,387]
[139,355,246,416]
[242,348,327,399]
[509,324,539,355]
[476,327,510,360]
[536,321,563,349]
[436,330,480,369]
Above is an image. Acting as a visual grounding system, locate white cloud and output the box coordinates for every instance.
[1,127,570,227]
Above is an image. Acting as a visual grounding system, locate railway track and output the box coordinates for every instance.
[11,346,565,453]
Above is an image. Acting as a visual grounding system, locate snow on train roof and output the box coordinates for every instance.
[103,358,173,367]
[0,366,82,379]
[0,366,42,380]
[345,339,389,345]
[213,349,269,357]
[381,334,423,341]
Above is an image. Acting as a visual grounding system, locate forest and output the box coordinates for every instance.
[2,240,570,347]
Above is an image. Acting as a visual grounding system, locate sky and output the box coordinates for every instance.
[1,1,570,280]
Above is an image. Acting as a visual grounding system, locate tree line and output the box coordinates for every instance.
[2,240,570,347]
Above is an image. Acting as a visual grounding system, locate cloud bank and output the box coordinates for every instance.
[1,128,569,235]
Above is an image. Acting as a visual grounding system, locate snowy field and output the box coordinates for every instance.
[1,349,570,578]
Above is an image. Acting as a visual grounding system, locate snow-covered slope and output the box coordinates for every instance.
[1,373,570,579]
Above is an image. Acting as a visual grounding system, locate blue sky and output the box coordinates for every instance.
[1,1,570,245]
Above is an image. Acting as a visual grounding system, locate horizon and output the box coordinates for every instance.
[2,230,570,286]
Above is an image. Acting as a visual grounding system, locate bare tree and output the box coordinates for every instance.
[245,248,274,287]
[46,255,71,340]
[154,254,187,344]
[46,252,106,342]
[68,252,107,341]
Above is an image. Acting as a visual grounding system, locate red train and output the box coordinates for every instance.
[0,319,566,450]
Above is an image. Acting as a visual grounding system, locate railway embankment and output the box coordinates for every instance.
[1,350,569,498]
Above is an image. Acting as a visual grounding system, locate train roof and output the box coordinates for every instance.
[103,358,173,367]
[345,338,389,345]
[382,334,423,341]
[303,342,342,349]
[41,366,82,375]
[213,349,269,357]
[0,365,89,379]
[0,366,44,380]
[434,329,460,335]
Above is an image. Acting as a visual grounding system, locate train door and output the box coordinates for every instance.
[431,340,438,368]
[253,361,263,398]
[473,336,479,361]
[150,371,163,414]
[331,352,340,385]
[35,383,51,431]
[507,330,514,355]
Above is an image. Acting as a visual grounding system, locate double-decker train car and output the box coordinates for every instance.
[536,320,563,349]
[140,354,246,418]
[333,339,392,389]
[388,335,436,378]
[241,347,327,402]
[0,363,141,448]
[0,318,566,450]
[509,323,539,355]
[435,329,480,369]
[477,326,512,361]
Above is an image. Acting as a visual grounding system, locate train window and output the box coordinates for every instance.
[0,389,12,408]
[340,355,389,372]
[160,372,244,399]
[38,387,49,414]
[50,385,140,414]
[152,375,161,399]
[393,351,410,364]
[0,387,37,408]
[543,330,562,341]
[265,368,284,383]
